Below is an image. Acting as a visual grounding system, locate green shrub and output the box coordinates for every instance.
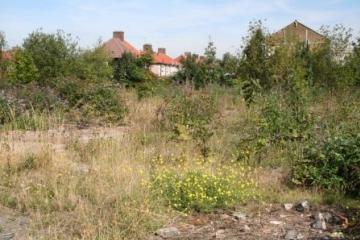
[160,91,217,156]
[241,78,262,105]
[57,78,85,107]
[9,50,39,84]
[135,79,171,99]
[112,52,152,86]
[72,47,113,83]
[83,86,127,122]
[161,91,216,131]
[22,29,77,84]
[260,89,312,141]
[0,97,12,124]
[292,134,360,197]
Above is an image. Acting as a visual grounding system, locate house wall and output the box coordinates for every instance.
[270,21,325,48]
[150,64,179,77]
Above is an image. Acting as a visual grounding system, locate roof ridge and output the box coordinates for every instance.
[272,20,324,38]
[292,20,324,38]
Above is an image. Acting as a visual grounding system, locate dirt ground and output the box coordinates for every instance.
[150,204,360,240]
[0,206,28,240]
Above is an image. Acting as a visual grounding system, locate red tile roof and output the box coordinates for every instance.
[1,51,13,60]
[153,52,180,66]
[103,38,139,58]
[103,32,178,66]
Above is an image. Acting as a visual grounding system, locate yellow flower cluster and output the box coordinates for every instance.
[149,154,257,212]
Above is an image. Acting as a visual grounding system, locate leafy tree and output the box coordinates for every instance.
[242,78,262,106]
[239,20,270,89]
[204,39,217,65]
[320,24,353,63]
[73,46,113,83]
[9,49,39,84]
[268,41,294,88]
[137,52,153,70]
[219,52,239,86]
[112,52,152,86]
[0,31,7,79]
[311,24,354,88]
[349,38,360,85]
[203,40,222,85]
[23,29,78,84]
[0,31,6,58]
[173,53,206,89]
[174,41,226,89]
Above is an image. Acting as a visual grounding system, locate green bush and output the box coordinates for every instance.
[135,79,171,99]
[292,134,360,197]
[260,92,312,141]
[57,78,86,107]
[0,97,12,124]
[9,50,39,84]
[112,52,153,86]
[72,47,113,83]
[83,86,127,122]
[22,30,77,84]
[160,91,217,156]
[161,91,216,131]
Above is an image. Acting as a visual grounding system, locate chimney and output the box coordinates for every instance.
[143,44,153,53]
[158,48,166,54]
[113,31,124,41]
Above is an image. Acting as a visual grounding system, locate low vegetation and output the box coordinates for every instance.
[0,21,360,239]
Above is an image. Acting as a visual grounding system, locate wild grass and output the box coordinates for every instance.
[0,86,359,239]
[0,107,65,131]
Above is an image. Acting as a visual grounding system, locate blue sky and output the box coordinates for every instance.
[1,0,359,57]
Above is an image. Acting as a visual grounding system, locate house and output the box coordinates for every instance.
[1,50,13,61]
[148,45,180,77]
[103,31,179,77]
[103,31,139,59]
[269,20,325,48]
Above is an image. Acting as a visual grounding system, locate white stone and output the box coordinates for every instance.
[284,203,294,211]
[312,213,327,230]
[215,229,226,239]
[156,227,180,238]
[270,220,283,225]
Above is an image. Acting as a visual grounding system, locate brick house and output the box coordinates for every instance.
[269,20,325,48]
[103,31,139,58]
[144,45,180,77]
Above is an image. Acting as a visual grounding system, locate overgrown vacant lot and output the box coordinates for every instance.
[0,87,360,239]
[1,22,360,239]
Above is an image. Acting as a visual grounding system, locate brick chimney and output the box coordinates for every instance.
[113,31,124,41]
[158,48,166,54]
[143,44,153,53]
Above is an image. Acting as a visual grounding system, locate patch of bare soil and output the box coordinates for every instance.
[0,125,129,154]
[0,206,28,240]
[150,203,360,240]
